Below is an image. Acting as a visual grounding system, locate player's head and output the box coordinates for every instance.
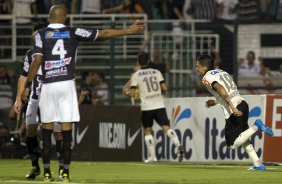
[195,54,214,77]
[48,5,67,24]
[32,20,47,36]
[137,52,149,67]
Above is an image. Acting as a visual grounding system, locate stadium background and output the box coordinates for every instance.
[0,0,282,165]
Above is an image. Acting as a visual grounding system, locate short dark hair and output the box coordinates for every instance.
[81,71,92,81]
[137,52,149,66]
[197,54,214,70]
[33,20,47,32]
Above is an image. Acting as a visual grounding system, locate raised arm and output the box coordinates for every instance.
[97,20,146,41]
[213,82,242,116]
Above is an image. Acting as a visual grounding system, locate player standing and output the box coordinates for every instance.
[23,5,146,182]
[130,52,184,162]
[14,21,64,180]
[196,54,273,170]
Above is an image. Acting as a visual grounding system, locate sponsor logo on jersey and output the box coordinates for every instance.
[45,57,72,70]
[138,70,157,76]
[75,28,92,37]
[45,67,68,78]
[45,31,70,39]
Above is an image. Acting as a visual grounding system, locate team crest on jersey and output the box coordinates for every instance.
[45,57,72,70]
[210,70,219,75]
[45,31,70,39]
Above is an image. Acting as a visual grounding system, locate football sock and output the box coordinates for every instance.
[144,134,156,158]
[41,128,52,171]
[62,130,72,172]
[243,141,262,167]
[55,140,64,168]
[26,136,39,167]
[166,129,180,147]
[232,126,258,149]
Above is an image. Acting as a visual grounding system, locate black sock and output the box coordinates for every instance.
[26,136,39,167]
[62,130,72,174]
[55,140,63,168]
[41,128,52,173]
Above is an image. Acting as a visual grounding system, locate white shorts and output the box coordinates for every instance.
[25,99,39,125]
[39,80,80,123]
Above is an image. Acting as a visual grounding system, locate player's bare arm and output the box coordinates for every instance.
[97,20,146,41]
[213,82,243,116]
[161,82,169,91]
[14,75,27,113]
[22,55,43,102]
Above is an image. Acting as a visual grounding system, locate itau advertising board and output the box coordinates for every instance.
[144,95,266,162]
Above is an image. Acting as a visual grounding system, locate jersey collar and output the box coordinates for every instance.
[47,23,66,29]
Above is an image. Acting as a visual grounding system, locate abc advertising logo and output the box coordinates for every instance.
[152,105,192,160]
[205,106,263,160]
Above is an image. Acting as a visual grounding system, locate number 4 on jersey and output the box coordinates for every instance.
[52,39,67,59]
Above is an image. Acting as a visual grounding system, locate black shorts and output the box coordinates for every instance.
[141,108,170,128]
[225,100,249,147]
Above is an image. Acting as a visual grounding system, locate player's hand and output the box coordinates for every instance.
[129,20,146,34]
[205,100,216,108]
[232,108,243,116]
[21,87,30,104]
[14,99,22,114]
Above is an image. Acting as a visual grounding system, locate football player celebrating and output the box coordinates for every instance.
[130,52,184,162]
[196,54,273,170]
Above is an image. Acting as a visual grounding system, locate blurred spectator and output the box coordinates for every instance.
[102,0,153,20]
[0,65,13,127]
[93,72,109,105]
[193,0,217,20]
[148,50,170,75]
[258,56,273,76]
[238,0,259,20]
[154,0,169,19]
[78,87,93,105]
[183,0,196,20]
[80,71,95,90]
[279,64,282,73]
[1,0,11,13]
[10,0,37,24]
[80,0,102,14]
[259,0,276,20]
[170,0,185,20]
[238,51,261,76]
[216,0,239,20]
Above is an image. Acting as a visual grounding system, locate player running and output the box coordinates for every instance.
[22,5,146,182]
[14,21,64,180]
[196,54,273,170]
[130,52,184,162]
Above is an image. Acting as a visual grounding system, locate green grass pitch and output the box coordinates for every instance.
[0,160,281,184]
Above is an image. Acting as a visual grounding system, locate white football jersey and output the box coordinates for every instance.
[202,69,245,119]
[131,68,166,111]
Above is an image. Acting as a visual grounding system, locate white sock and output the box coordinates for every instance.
[243,142,262,167]
[232,126,258,149]
[166,129,180,147]
[144,135,156,158]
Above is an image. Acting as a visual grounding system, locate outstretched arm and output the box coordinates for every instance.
[213,82,242,116]
[97,20,146,41]
[14,76,27,113]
